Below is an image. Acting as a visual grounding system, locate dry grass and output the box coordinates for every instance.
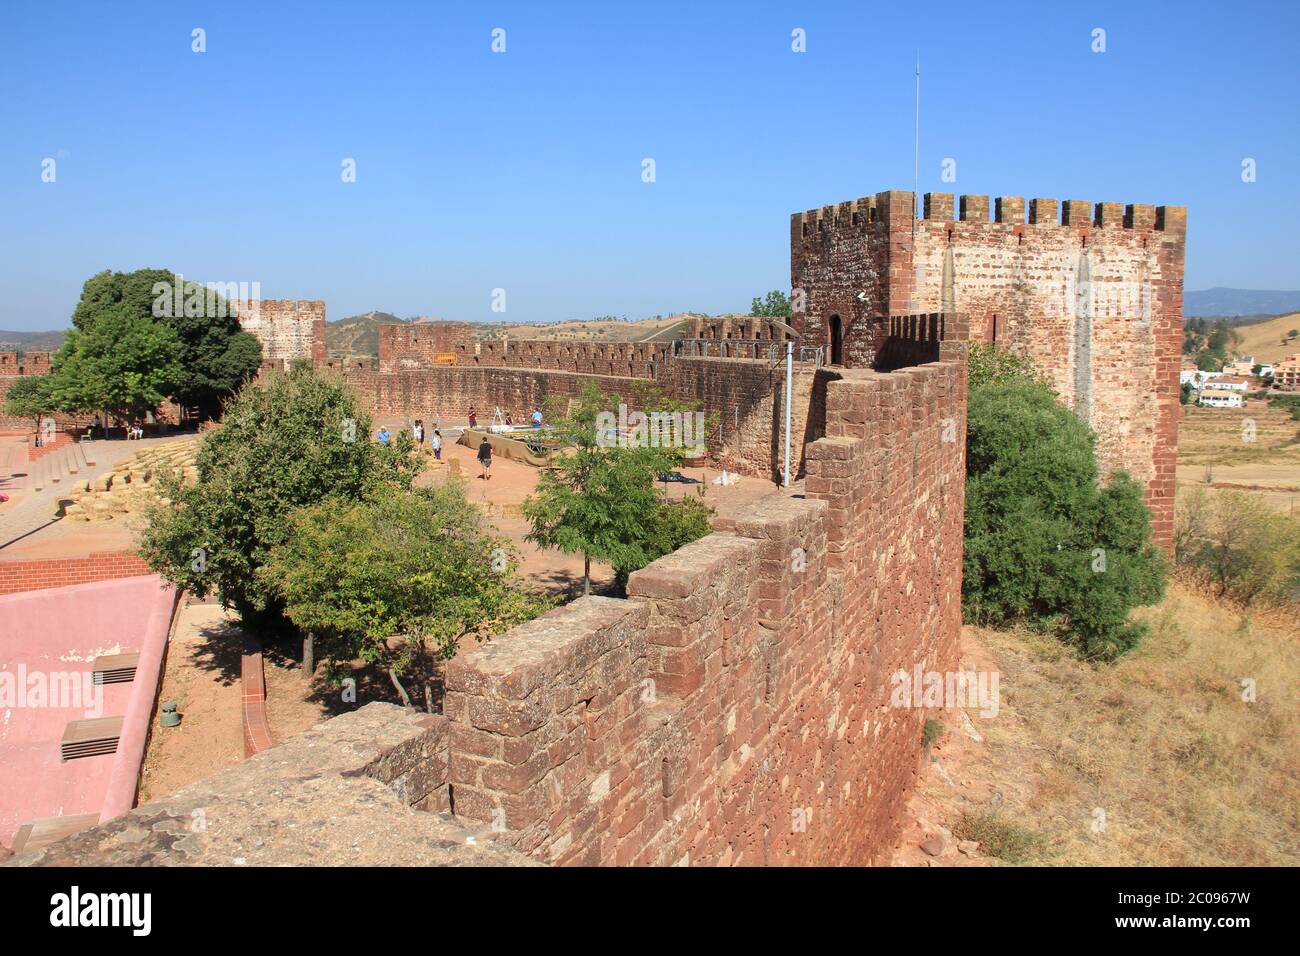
[962,582,1298,866]
[1226,311,1300,365]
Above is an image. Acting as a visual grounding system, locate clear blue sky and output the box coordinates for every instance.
[2,0,1297,331]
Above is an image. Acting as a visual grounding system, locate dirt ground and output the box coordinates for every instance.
[405,425,779,597]
[138,602,244,803]
[139,601,369,802]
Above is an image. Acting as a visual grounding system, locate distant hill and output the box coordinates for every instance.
[1223,312,1300,364]
[326,311,408,359]
[471,314,696,343]
[0,329,66,353]
[330,312,699,358]
[1185,288,1300,318]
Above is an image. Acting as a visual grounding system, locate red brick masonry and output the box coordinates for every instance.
[0,552,152,596]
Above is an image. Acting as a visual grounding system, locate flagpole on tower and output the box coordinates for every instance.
[913,51,921,237]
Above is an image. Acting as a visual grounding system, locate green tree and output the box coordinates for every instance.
[45,304,183,423]
[963,354,1166,660]
[750,290,792,318]
[71,268,262,417]
[260,483,553,704]
[1195,349,1221,372]
[3,375,56,435]
[138,363,422,628]
[1207,322,1231,356]
[521,382,714,596]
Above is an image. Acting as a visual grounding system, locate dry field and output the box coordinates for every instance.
[898,582,1299,866]
[1176,403,1300,516]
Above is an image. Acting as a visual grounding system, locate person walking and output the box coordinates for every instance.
[531,407,543,428]
[431,429,443,461]
[413,419,424,444]
[477,436,492,480]
[468,408,478,430]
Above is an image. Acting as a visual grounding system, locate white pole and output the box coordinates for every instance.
[783,341,793,488]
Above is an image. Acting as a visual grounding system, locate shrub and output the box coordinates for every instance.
[1174,487,1300,606]
[612,492,715,591]
[967,342,1043,390]
[953,812,1048,864]
[922,718,944,747]
[139,362,421,627]
[963,358,1166,659]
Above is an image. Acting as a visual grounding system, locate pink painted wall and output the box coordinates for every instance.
[0,574,176,849]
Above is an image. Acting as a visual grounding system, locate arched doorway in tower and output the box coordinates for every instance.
[829,314,844,366]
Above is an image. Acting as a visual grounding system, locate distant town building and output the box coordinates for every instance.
[1198,387,1245,408]
[1275,354,1300,391]
[1209,376,1252,392]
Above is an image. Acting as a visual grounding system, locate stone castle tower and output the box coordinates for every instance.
[791,189,1185,549]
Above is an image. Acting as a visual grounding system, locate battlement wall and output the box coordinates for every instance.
[442,357,966,864]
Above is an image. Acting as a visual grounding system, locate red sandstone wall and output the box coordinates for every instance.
[341,365,650,425]
[0,552,152,596]
[236,300,326,368]
[378,323,474,373]
[440,357,966,865]
[790,190,914,367]
[664,356,837,480]
[906,193,1183,549]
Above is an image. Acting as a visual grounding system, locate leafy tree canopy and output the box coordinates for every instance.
[45,304,183,420]
[522,382,714,595]
[260,483,553,695]
[3,374,55,421]
[750,290,792,318]
[71,268,262,415]
[139,362,421,626]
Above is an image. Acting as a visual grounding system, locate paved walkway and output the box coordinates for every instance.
[0,434,190,553]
